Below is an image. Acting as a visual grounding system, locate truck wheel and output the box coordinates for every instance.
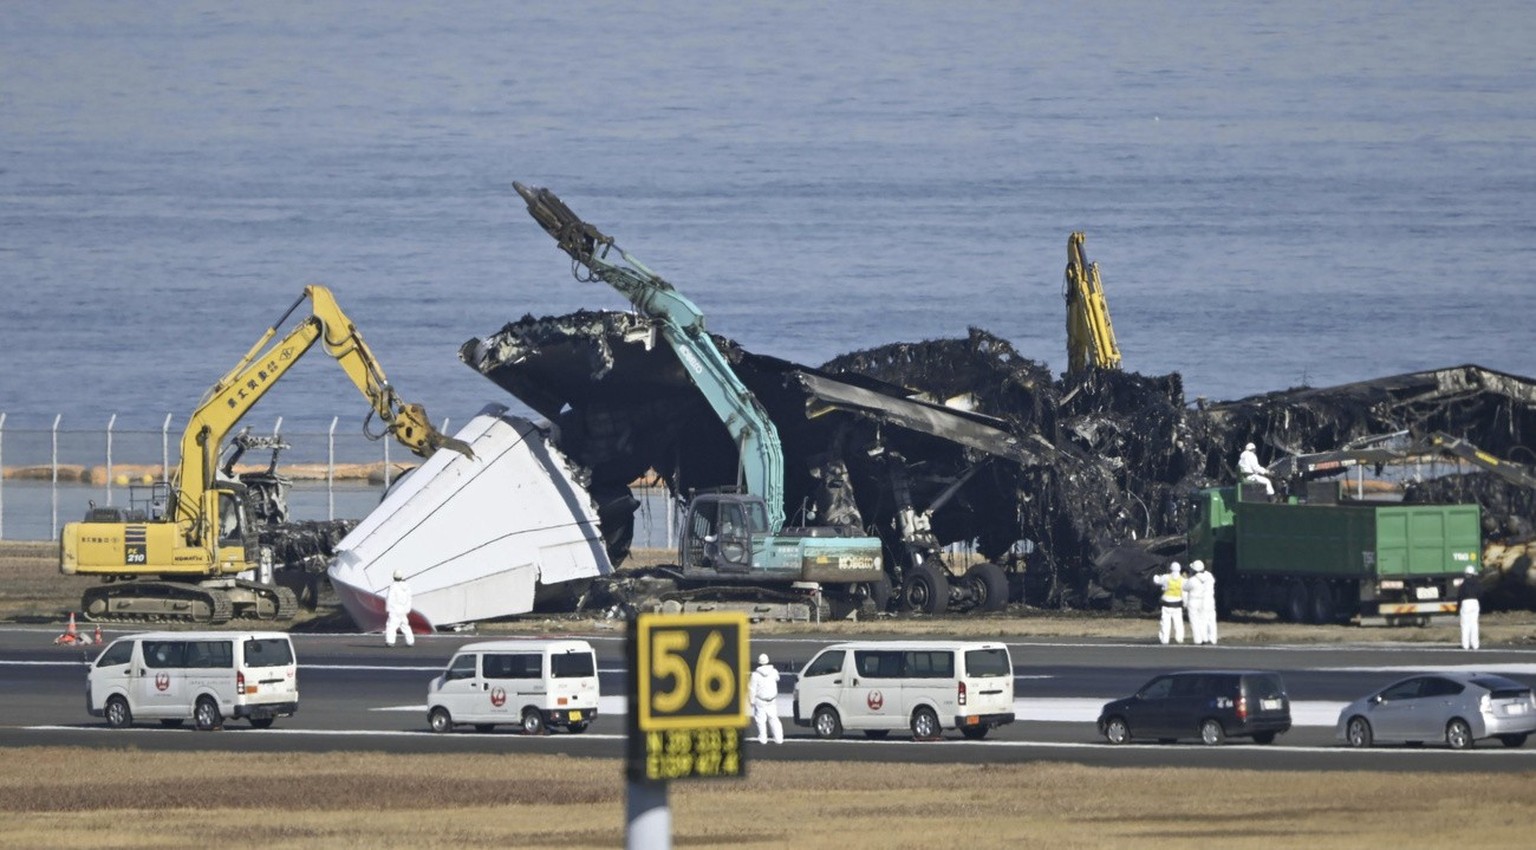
[1308,580,1336,624]
[901,564,949,615]
[521,709,546,735]
[813,706,843,739]
[105,696,133,729]
[966,563,1009,612]
[1283,581,1308,623]
[194,696,222,731]
[429,707,453,734]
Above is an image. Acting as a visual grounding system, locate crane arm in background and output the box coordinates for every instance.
[513,181,788,531]
[1063,231,1123,374]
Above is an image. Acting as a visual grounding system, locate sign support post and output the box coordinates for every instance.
[625,611,751,849]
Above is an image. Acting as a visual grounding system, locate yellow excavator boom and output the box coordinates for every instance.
[1063,231,1123,374]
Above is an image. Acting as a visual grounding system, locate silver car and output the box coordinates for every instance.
[1336,672,1536,750]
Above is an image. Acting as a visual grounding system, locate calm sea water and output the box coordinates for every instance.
[4,0,1534,437]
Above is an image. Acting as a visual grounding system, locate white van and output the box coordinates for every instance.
[792,640,1014,740]
[427,639,599,734]
[87,631,299,730]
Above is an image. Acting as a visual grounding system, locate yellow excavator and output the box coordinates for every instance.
[60,285,472,624]
[1063,231,1122,374]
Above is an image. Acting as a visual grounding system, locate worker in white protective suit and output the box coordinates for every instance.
[750,653,784,744]
[383,570,415,647]
[1152,562,1186,644]
[1237,442,1274,497]
[1185,560,1218,645]
[1457,565,1483,650]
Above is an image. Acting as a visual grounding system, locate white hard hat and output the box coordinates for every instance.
[1169,561,1182,573]
[392,570,403,581]
[758,653,770,665]
[1465,565,1477,576]
[1244,442,1256,451]
[1191,560,1205,572]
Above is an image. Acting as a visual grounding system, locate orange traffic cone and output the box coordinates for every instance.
[55,612,79,645]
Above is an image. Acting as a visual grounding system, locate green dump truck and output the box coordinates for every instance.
[1187,485,1481,626]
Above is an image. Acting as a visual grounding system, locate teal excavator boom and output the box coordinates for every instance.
[514,181,787,530]
[513,182,886,617]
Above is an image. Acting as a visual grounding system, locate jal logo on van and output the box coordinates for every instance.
[154,673,170,692]
[866,690,885,711]
[489,687,507,708]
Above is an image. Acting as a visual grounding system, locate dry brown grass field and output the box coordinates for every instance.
[2,749,1534,850]
[6,541,1536,848]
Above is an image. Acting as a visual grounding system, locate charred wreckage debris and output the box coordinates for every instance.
[461,312,1536,615]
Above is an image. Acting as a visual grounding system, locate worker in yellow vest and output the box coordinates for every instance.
[1152,562,1187,644]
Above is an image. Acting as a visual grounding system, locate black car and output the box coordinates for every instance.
[1097,670,1292,745]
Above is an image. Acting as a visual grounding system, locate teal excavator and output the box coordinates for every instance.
[514,182,886,615]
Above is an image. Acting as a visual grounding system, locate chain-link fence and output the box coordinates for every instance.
[0,413,423,541]
[0,412,678,548]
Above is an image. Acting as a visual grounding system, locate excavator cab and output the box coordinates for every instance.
[682,493,763,573]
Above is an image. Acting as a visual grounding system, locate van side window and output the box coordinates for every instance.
[1139,677,1174,700]
[484,653,541,680]
[243,638,294,666]
[95,641,134,668]
[144,640,185,669]
[445,654,478,681]
[963,648,1011,677]
[854,650,903,678]
[904,651,954,679]
[185,640,234,669]
[1169,675,1213,698]
[803,650,844,678]
[551,652,595,678]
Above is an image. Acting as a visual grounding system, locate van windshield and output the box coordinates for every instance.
[551,652,595,678]
[243,638,294,667]
[964,648,1011,677]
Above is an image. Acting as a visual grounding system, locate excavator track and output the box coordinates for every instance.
[231,580,299,621]
[81,582,234,626]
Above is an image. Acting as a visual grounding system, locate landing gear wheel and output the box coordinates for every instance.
[1446,719,1474,750]
[105,696,132,729]
[521,709,546,735]
[1199,718,1225,746]
[812,706,843,740]
[1346,717,1373,748]
[966,562,1009,613]
[901,564,949,615]
[910,706,940,740]
[194,696,222,731]
[1104,717,1129,745]
[429,707,453,734]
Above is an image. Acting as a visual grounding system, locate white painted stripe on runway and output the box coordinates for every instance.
[20,724,1536,755]
[377,695,1354,727]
